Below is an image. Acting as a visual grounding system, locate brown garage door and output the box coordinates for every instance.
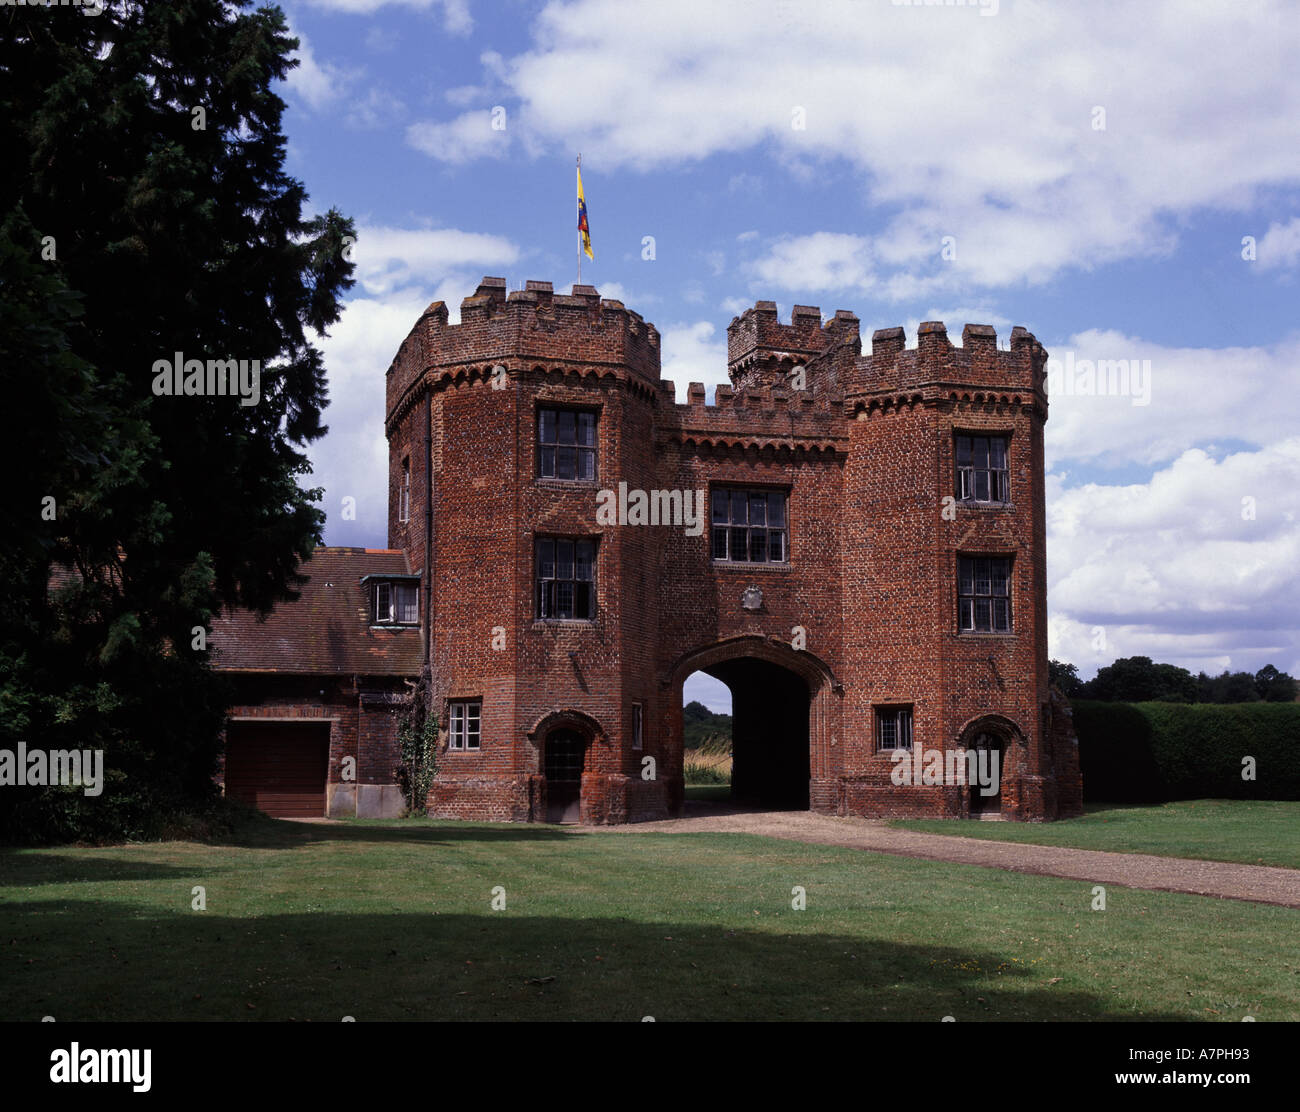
[224,722,330,818]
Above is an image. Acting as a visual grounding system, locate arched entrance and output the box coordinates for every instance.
[543,728,586,823]
[667,636,841,813]
[957,715,1022,818]
[706,658,809,808]
[526,710,605,825]
[966,730,1003,816]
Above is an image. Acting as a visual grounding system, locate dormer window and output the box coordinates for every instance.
[373,580,419,625]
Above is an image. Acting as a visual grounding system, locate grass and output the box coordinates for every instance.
[889,800,1300,870]
[1,814,1296,1022]
[685,784,732,803]
[684,738,732,786]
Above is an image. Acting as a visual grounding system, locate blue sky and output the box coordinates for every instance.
[276,0,1300,712]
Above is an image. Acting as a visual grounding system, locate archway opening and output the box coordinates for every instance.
[683,657,810,811]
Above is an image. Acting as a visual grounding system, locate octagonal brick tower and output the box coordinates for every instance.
[385,278,666,822]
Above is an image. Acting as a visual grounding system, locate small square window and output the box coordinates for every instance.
[448,701,481,750]
[877,707,914,752]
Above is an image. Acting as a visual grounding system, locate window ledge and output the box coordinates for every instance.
[531,619,598,629]
[956,500,1015,510]
[955,631,1017,639]
[535,479,599,489]
[368,624,420,631]
[711,562,792,572]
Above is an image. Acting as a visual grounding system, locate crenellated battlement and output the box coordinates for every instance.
[660,379,846,453]
[386,279,1047,432]
[842,319,1047,404]
[386,277,663,425]
[726,301,860,393]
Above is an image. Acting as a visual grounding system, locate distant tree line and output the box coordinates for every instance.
[1050,657,1298,704]
[683,700,733,749]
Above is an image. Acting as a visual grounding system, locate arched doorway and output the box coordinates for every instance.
[543,729,586,823]
[957,714,1023,818]
[668,635,841,814]
[967,729,1003,816]
[706,658,809,809]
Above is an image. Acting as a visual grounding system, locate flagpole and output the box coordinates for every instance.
[576,153,582,287]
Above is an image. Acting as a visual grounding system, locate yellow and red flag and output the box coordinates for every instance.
[577,159,593,261]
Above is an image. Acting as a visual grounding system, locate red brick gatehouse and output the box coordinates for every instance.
[211,277,1082,824]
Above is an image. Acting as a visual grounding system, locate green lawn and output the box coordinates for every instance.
[890,800,1300,870]
[1,815,1295,1022]
[684,784,732,802]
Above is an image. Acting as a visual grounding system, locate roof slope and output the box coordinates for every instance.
[209,547,422,675]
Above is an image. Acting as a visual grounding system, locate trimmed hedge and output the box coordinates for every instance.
[1072,700,1300,802]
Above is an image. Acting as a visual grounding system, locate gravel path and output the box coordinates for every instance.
[577,805,1300,909]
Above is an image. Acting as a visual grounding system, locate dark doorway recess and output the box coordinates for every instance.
[968,730,1003,816]
[706,657,810,810]
[544,729,586,823]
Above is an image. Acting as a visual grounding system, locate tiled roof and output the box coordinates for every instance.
[209,547,423,676]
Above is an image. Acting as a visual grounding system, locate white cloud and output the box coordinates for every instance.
[445,84,487,107]
[403,0,1300,291]
[312,288,448,547]
[285,28,353,110]
[659,321,729,402]
[312,272,485,548]
[406,109,511,164]
[1045,330,1300,469]
[1256,216,1300,271]
[351,225,520,297]
[305,222,522,544]
[591,281,658,307]
[1046,439,1300,678]
[299,0,472,34]
[748,232,873,293]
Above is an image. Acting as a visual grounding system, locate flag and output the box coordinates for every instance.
[577,163,593,261]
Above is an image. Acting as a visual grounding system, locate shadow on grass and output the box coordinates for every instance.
[0,797,802,856]
[0,853,209,888]
[0,898,1186,1022]
[194,801,794,851]
[0,815,583,871]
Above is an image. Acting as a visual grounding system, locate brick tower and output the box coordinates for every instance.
[383,277,1082,824]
